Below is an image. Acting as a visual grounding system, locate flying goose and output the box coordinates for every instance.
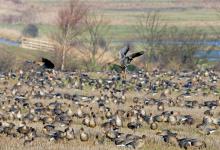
[119,44,144,79]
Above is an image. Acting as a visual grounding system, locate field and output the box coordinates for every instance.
[0,0,220,41]
[0,66,220,150]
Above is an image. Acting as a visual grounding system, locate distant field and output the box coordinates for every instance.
[0,0,220,41]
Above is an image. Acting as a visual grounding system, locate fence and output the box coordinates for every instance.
[20,37,55,51]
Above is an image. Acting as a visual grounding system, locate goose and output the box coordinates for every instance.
[23,128,37,145]
[162,134,179,146]
[43,124,55,134]
[119,44,144,79]
[212,117,220,125]
[140,106,146,117]
[143,113,154,124]
[47,130,65,142]
[23,112,35,123]
[197,125,218,135]
[17,122,31,137]
[178,115,194,125]
[101,120,114,133]
[115,134,127,146]
[66,104,73,117]
[82,114,90,127]
[75,104,84,118]
[89,113,97,128]
[168,111,178,125]
[64,127,75,140]
[133,97,139,104]
[95,132,105,144]
[157,102,165,111]
[178,138,192,149]
[202,115,213,126]
[105,108,113,119]
[154,114,165,123]
[179,138,206,150]
[41,116,54,125]
[150,122,158,130]
[105,129,121,141]
[41,58,55,69]
[127,121,142,133]
[126,135,146,149]
[115,114,123,127]
[16,110,23,121]
[80,127,89,142]
[156,129,177,137]
[1,121,15,136]
[190,139,206,149]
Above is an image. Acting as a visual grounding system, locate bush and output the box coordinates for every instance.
[158,27,208,70]
[22,24,39,37]
[0,50,16,72]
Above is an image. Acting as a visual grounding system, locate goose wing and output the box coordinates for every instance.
[128,51,144,59]
[119,45,130,59]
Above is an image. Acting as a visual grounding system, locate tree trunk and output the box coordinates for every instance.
[61,47,66,71]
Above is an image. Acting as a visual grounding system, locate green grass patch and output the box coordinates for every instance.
[0,43,51,64]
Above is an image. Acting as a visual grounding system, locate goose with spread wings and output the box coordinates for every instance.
[119,44,144,78]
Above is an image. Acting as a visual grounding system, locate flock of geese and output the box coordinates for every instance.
[0,46,219,149]
[0,64,219,149]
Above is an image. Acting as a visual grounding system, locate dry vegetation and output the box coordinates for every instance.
[0,68,220,150]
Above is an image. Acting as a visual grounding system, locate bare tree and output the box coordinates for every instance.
[80,14,112,71]
[50,0,88,71]
[135,12,167,70]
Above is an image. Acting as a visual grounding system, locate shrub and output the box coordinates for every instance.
[22,24,39,37]
[158,26,208,70]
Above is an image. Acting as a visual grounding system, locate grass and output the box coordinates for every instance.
[2,22,220,43]
[0,43,51,66]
